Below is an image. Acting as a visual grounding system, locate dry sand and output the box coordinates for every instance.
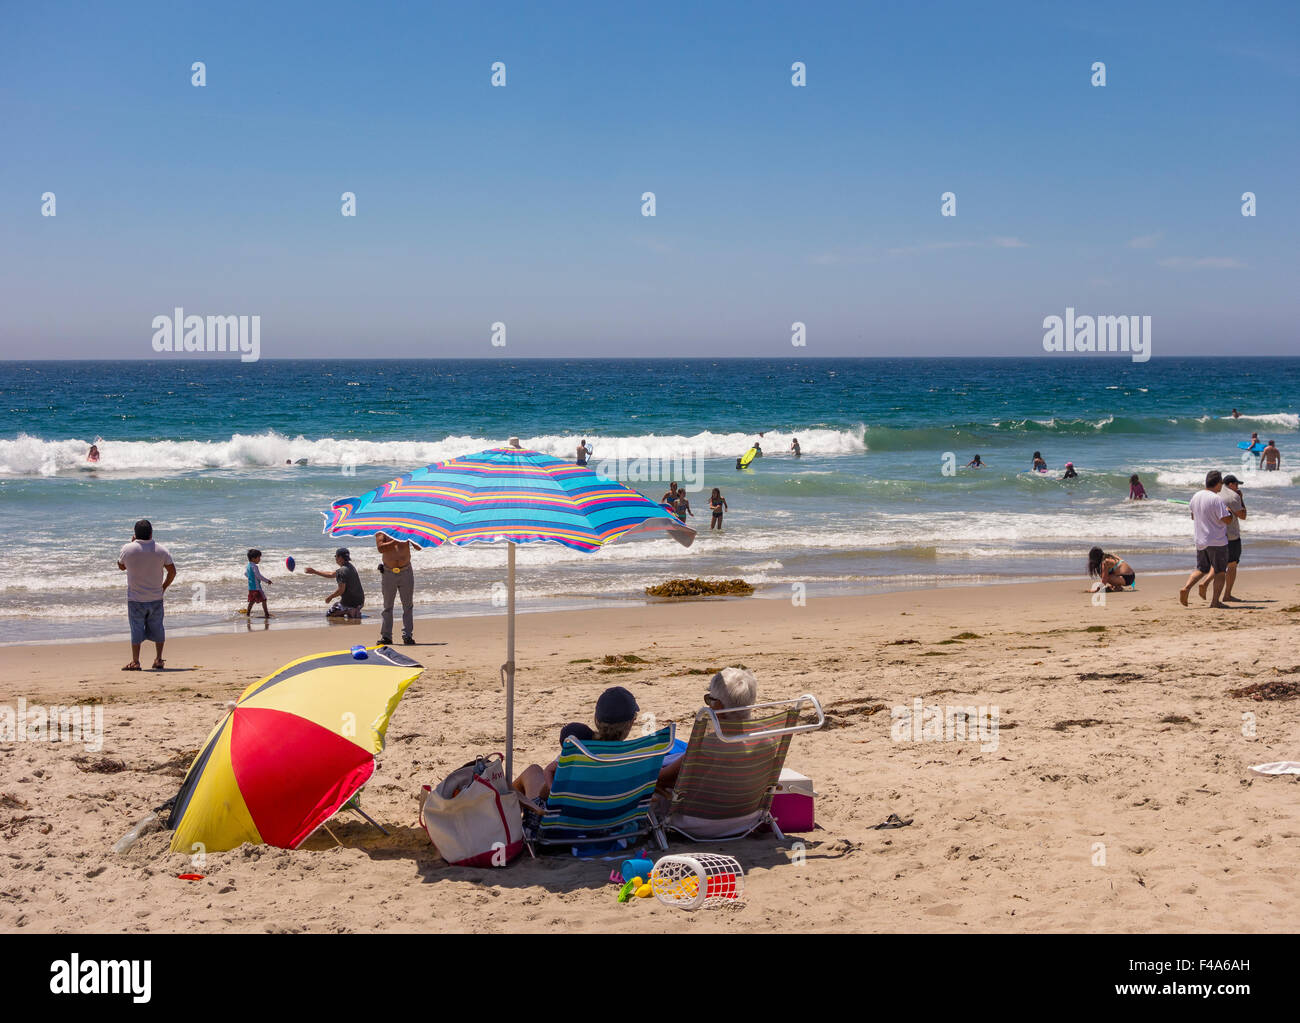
[2,569,1299,933]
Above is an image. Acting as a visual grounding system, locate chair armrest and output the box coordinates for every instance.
[698,694,826,742]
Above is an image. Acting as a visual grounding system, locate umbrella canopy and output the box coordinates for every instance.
[168,646,423,853]
[322,445,695,776]
[322,446,695,550]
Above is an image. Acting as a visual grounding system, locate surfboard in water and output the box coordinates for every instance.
[1237,441,1266,453]
[739,447,760,468]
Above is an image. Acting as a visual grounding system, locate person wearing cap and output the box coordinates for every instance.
[305,548,365,619]
[1179,470,1234,609]
[1061,462,1078,480]
[375,531,415,645]
[1221,474,1248,601]
[511,686,640,803]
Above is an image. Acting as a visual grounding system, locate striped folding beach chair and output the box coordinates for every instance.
[664,695,824,842]
[523,725,675,856]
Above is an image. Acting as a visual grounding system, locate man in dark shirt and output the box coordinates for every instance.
[306,547,365,618]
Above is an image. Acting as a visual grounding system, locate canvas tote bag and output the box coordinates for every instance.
[419,753,524,867]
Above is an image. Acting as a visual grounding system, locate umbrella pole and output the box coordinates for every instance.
[505,541,516,780]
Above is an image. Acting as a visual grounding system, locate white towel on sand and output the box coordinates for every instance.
[1248,762,1300,777]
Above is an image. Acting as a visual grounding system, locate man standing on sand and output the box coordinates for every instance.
[117,519,176,671]
[1221,474,1247,602]
[1179,470,1234,609]
[375,531,416,645]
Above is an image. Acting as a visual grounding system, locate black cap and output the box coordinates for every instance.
[335,547,351,559]
[595,686,638,724]
[1223,474,1243,486]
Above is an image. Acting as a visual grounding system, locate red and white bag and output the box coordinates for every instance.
[419,753,523,867]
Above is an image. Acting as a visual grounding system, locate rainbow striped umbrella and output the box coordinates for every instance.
[322,444,695,775]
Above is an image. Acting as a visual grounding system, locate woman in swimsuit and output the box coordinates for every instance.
[1088,547,1135,591]
[1129,474,1147,500]
[1031,451,1047,472]
[709,488,727,530]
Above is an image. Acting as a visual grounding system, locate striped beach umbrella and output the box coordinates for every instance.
[322,444,696,776]
[168,646,423,853]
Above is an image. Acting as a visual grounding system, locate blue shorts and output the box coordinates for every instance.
[128,599,165,644]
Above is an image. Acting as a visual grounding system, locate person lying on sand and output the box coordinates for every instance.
[512,687,638,804]
[1088,547,1135,591]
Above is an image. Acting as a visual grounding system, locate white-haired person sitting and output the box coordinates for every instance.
[657,667,758,791]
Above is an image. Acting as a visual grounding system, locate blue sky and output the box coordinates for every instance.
[1,0,1297,358]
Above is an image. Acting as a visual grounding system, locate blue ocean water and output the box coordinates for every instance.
[1,357,1297,643]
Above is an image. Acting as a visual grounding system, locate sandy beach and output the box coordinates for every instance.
[3,568,1298,934]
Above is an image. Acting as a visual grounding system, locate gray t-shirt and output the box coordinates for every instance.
[335,562,364,607]
[1223,488,1244,541]
[119,540,174,602]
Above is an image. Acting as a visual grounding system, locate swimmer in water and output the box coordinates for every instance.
[87,444,100,463]
[790,437,801,457]
[1031,451,1047,472]
[966,454,985,468]
[1129,474,1147,500]
[1061,462,1079,480]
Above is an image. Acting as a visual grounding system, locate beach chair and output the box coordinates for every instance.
[522,725,675,856]
[663,695,824,842]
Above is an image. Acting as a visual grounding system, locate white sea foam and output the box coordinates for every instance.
[1222,412,1299,429]
[0,428,867,476]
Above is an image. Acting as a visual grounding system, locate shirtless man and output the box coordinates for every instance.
[1260,440,1282,471]
[375,532,416,645]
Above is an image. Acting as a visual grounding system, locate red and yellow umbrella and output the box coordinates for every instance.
[168,646,423,853]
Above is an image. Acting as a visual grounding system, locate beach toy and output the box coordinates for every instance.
[620,856,654,883]
[177,874,205,881]
[635,883,653,898]
[651,854,744,911]
[285,556,296,572]
[350,645,368,659]
[617,877,643,903]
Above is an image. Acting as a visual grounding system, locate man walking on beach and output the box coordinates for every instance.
[1179,470,1233,609]
[117,519,176,671]
[375,531,416,645]
[1221,474,1247,601]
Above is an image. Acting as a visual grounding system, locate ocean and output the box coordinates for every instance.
[1,357,1297,644]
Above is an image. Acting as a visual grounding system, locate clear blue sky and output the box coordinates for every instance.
[1,1,1297,358]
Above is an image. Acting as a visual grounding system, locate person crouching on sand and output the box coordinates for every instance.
[1088,547,1135,591]
[305,547,365,619]
[1129,474,1147,500]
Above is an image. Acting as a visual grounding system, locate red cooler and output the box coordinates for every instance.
[770,768,816,833]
